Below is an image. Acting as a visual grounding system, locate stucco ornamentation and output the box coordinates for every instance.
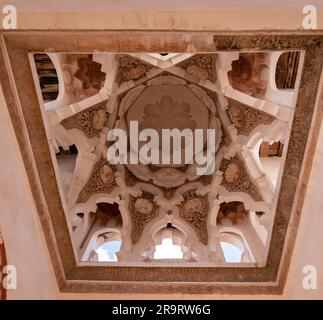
[178,54,217,82]
[99,165,114,185]
[61,100,109,138]
[78,158,117,203]
[224,162,240,183]
[140,95,196,132]
[116,55,152,83]
[220,155,263,201]
[134,198,154,215]
[4,31,322,293]
[129,191,159,244]
[178,190,209,245]
[227,99,274,136]
[91,109,108,131]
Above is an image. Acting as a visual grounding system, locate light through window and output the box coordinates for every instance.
[220,242,242,263]
[96,240,121,262]
[154,238,183,259]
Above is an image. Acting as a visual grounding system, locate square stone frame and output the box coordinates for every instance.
[1,31,322,295]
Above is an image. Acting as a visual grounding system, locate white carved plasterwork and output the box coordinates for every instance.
[216,52,293,122]
[46,53,117,126]
[114,75,222,188]
[36,51,299,266]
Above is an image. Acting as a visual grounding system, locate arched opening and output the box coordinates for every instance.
[154,237,183,259]
[153,225,185,260]
[95,233,122,262]
[93,203,123,228]
[80,202,123,249]
[259,140,284,187]
[220,241,242,263]
[249,211,268,245]
[228,53,268,98]
[217,201,248,225]
[96,240,121,262]
[140,224,193,261]
[77,202,124,262]
[89,231,122,262]
[55,144,78,193]
[275,51,300,89]
[34,53,59,102]
[219,232,252,263]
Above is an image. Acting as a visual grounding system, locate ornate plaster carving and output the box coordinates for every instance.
[4,31,323,294]
[116,55,153,84]
[140,95,197,132]
[220,155,263,201]
[178,190,209,245]
[129,191,160,244]
[116,75,221,188]
[227,99,275,136]
[77,158,117,203]
[61,100,109,138]
[178,54,217,82]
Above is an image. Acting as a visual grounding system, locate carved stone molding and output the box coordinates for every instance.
[227,99,275,136]
[220,155,263,201]
[129,191,159,244]
[77,158,117,203]
[178,189,209,245]
[61,100,109,138]
[213,35,322,52]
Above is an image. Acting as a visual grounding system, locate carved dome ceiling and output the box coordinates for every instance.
[33,50,301,266]
[24,36,313,294]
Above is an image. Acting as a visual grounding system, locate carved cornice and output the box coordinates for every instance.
[212,35,322,51]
